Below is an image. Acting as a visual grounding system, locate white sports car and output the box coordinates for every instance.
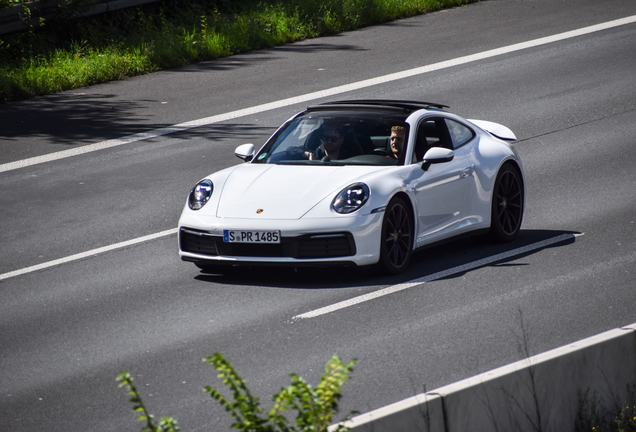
[178,100,524,274]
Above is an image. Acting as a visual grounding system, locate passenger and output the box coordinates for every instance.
[389,125,406,158]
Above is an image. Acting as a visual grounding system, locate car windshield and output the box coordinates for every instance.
[252,111,410,166]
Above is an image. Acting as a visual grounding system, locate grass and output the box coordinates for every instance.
[0,0,478,103]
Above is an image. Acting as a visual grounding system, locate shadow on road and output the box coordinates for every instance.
[0,91,276,147]
[0,93,159,145]
[192,229,581,289]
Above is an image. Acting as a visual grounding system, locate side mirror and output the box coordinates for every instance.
[235,143,255,162]
[421,147,454,171]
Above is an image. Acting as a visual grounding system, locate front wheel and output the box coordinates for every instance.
[378,197,414,274]
[489,164,524,242]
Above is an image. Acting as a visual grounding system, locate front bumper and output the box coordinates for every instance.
[178,211,384,267]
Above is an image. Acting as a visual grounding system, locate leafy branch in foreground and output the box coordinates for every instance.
[204,353,357,432]
[116,371,180,432]
[118,354,357,432]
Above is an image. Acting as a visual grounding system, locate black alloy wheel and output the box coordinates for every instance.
[379,197,414,274]
[489,164,524,242]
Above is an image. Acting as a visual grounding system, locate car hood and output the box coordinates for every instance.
[216,164,387,219]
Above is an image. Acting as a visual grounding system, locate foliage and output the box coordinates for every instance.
[0,0,28,8]
[118,353,357,432]
[575,386,636,432]
[0,0,478,103]
[117,371,180,432]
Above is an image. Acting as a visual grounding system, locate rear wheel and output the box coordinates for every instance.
[378,197,414,274]
[489,164,524,242]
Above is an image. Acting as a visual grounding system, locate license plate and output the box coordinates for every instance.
[223,230,281,243]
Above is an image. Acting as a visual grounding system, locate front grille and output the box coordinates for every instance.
[179,229,219,255]
[180,229,355,259]
[297,234,355,258]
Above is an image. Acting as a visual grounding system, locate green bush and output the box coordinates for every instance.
[117,353,357,432]
[0,0,477,102]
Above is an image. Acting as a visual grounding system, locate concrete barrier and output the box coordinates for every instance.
[331,323,636,432]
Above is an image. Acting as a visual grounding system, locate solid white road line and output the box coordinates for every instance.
[1,15,635,174]
[292,233,582,321]
[0,228,178,281]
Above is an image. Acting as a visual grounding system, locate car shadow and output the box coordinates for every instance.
[192,229,581,289]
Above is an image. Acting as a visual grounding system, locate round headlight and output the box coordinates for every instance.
[188,179,213,210]
[332,183,370,214]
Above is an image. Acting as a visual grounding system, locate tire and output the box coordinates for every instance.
[489,164,524,242]
[378,197,414,274]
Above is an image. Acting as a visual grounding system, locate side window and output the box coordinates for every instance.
[445,119,474,149]
[411,118,452,163]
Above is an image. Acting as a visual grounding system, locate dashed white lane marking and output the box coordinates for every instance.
[1,15,635,174]
[0,228,178,281]
[292,233,583,320]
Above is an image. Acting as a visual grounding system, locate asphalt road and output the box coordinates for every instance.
[1,0,636,431]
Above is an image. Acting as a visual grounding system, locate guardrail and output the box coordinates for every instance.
[0,0,161,35]
[331,323,636,432]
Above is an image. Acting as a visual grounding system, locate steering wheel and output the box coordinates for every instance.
[372,148,395,158]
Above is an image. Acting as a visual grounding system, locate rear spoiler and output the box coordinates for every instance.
[468,119,517,141]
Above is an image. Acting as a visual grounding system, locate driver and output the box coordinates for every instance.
[308,125,362,160]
